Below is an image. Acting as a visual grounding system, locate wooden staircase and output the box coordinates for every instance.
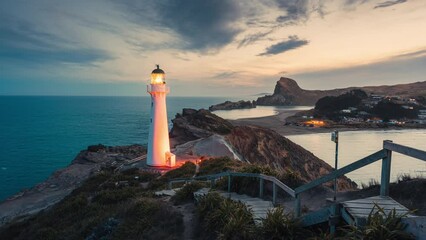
[194,188,274,223]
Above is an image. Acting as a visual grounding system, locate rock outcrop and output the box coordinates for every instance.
[0,144,146,226]
[169,108,234,146]
[256,77,426,106]
[170,108,356,190]
[226,125,355,190]
[209,100,256,111]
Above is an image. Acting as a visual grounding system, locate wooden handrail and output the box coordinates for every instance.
[383,141,426,161]
[168,171,296,197]
[168,141,424,219]
[294,150,386,195]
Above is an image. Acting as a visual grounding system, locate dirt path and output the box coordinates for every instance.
[172,202,197,240]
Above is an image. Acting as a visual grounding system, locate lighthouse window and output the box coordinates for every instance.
[151,102,153,107]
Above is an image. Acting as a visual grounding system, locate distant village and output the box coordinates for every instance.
[289,90,426,128]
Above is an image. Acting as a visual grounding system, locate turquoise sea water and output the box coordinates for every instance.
[1,96,425,200]
[0,96,235,200]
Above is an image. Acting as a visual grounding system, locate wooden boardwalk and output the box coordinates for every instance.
[194,188,274,223]
[341,196,413,226]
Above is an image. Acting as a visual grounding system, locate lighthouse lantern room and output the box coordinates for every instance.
[147,65,175,167]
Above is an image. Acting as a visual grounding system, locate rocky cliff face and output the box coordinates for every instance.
[170,108,356,190]
[0,144,146,226]
[256,77,426,106]
[226,125,355,190]
[209,100,256,111]
[169,108,234,146]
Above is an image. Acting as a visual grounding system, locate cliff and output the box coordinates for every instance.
[256,77,426,106]
[209,100,256,111]
[0,144,146,226]
[170,109,356,190]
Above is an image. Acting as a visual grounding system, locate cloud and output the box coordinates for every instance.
[120,0,243,52]
[274,0,326,25]
[259,35,308,56]
[374,0,407,9]
[344,0,370,6]
[238,30,273,48]
[275,0,309,24]
[0,22,113,65]
[392,49,426,59]
[211,71,240,79]
[289,50,426,90]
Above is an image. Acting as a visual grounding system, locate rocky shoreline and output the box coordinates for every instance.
[0,145,146,226]
[209,100,256,111]
[0,108,358,226]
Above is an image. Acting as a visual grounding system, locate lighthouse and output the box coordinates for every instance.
[147,65,175,167]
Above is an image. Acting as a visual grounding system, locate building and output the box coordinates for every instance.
[147,65,176,167]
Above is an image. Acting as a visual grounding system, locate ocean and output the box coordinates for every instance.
[1,96,425,200]
[0,96,236,200]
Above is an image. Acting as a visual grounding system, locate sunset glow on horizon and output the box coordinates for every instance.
[1,0,425,97]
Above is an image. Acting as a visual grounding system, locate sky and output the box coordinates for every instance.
[0,0,425,97]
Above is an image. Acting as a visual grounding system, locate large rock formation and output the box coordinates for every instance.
[256,77,426,106]
[170,109,356,190]
[169,108,234,146]
[226,125,354,189]
[209,100,256,111]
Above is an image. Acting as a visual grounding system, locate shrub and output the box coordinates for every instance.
[92,187,139,204]
[197,193,256,239]
[341,203,415,240]
[172,181,205,205]
[261,206,308,240]
[198,157,239,175]
[112,198,184,240]
[278,169,304,189]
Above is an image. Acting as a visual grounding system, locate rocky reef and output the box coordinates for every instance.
[209,100,256,111]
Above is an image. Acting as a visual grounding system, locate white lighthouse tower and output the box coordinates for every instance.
[147,65,175,167]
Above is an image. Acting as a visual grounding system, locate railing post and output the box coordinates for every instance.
[259,178,264,198]
[228,174,231,192]
[168,181,172,190]
[380,140,393,196]
[295,194,301,217]
[272,181,277,205]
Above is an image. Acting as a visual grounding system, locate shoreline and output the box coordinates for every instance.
[228,109,425,136]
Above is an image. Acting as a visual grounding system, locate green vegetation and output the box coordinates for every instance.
[373,101,418,121]
[315,90,367,120]
[342,203,414,240]
[261,206,308,240]
[172,181,205,205]
[0,168,183,240]
[1,159,422,239]
[196,192,256,240]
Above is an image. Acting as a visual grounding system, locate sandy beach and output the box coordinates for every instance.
[230,109,362,136]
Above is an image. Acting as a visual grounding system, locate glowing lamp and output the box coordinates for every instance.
[151,65,165,84]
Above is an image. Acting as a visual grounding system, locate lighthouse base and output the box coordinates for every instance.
[165,152,176,167]
[147,152,176,167]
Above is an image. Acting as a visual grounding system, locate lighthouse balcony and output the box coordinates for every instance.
[147,84,170,93]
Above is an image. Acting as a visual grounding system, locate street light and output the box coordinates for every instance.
[331,130,339,201]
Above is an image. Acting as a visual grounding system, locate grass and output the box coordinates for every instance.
[341,203,415,240]
[171,181,206,205]
[1,159,423,239]
[196,192,256,240]
[261,206,309,240]
[360,178,380,189]
[0,168,182,240]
